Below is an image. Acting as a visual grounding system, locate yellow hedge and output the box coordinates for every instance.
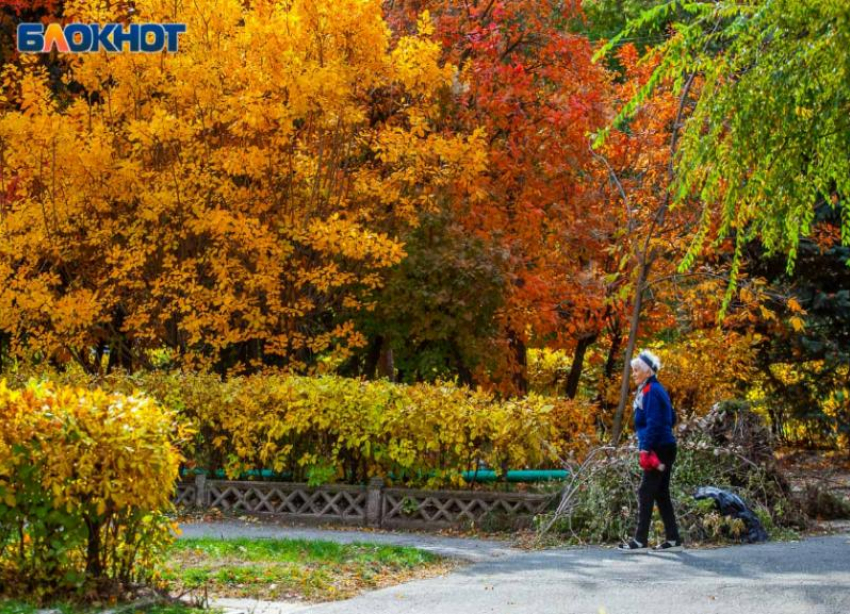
[163,373,585,487]
[1,368,597,488]
[5,369,595,488]
[0,380,184,598]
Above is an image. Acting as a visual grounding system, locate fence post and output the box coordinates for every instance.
[366,477,384,527]
[194,472,207,508]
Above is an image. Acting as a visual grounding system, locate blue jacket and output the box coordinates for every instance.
[633,375,677,451]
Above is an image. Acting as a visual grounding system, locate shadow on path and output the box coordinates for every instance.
[302,534,850,614]
[179,521,850,614]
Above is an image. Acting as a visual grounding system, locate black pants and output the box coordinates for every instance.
[635,443,680,545]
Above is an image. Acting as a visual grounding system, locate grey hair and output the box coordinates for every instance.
[630,349,661,374]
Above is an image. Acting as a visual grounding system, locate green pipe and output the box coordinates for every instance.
[181,468,567,482]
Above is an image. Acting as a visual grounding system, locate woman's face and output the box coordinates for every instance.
[631,362,651,385]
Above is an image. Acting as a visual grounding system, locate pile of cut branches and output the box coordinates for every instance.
[538,401,806,544]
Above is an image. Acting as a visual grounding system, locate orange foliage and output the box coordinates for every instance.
[0,0,486,373]
[387,1,617,393]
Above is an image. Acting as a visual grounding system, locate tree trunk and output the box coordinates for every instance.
[377,337,395,381]
[604,330,622,380]
[0,331,8,372]
[453,343,474,386]
[611,258,650,444]
[107,335,133,373]
[508,330,528,396]
[592,331,623,437]
[106,306,133,373]
[85,517,103,578]
[608,73,695,445]
[363,335,383,380]
[565,334,596,399]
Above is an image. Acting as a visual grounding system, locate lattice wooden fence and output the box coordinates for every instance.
[186,479,367,522]
[382,488,550,529]
[176,475,553,530]
[175,481,197,507]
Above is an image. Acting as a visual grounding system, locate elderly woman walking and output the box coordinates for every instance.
[618,350,683,553]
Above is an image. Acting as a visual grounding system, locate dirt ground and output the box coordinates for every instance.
[775,448,850,532]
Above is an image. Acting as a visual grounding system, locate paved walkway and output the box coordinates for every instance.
[178,521,850,614]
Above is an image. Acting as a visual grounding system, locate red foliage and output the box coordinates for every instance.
[388,0,617,392]
[0,0,62,15]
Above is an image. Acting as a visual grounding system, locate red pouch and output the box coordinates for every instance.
[639,450,662,471]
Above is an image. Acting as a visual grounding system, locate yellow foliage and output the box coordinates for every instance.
[527,348,572,396]
[823,387,850,450]
[0,0,484,372]
[755,362,850,447]
[391,10,455,98]
[179,373,573,487]
[4,369,594,488]
[0,379,185,596]
[645,329,761,415]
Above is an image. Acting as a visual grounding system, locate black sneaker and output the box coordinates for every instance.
[618,539,649,554]
[653,540,684,552]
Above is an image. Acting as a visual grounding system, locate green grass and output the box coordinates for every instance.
[1,538,450,607]
[0,602,207,614]
[163,537,452,602]
[169,536,436,566]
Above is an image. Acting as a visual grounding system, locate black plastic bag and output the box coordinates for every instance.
[694,486,769,543]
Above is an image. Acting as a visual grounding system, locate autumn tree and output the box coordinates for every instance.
[379,0,618,394]
[594,0,850,441]
[0,1,64,65]
[599,0,850,295]
[589,42,704,439]
[744,207,850,449]
[0,0,485,373]
[349,208,507,384]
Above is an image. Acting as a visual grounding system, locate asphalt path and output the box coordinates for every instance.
[305,534,850,614]
[179,522,850,614]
